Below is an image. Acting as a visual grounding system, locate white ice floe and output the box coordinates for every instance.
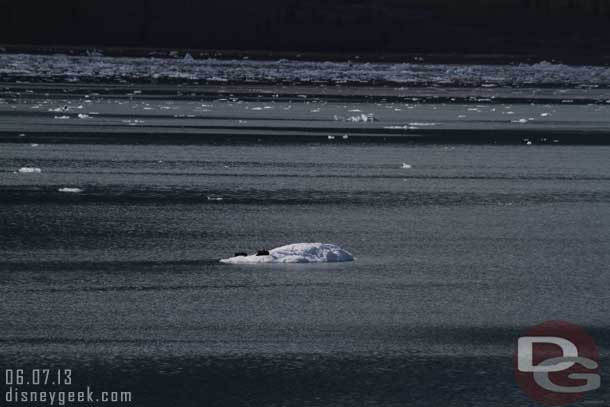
[401,163,412,169]
[58,187,83,193]
[220,243,354,264]
[18,167,42,173]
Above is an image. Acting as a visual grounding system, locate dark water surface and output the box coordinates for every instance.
[1,141,609,406]
[1,57,610,406]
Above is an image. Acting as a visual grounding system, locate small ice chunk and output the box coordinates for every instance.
[207,196,223,201]
[18,167,42,173]
[58,187,83,193]
[78,113,91,119]
[347,113,376,122]
[401,163,412,169]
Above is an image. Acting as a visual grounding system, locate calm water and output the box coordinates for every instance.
[1,142,609,406]
[1,56,610,406]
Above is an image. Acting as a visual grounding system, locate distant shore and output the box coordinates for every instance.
[2,44,610,67]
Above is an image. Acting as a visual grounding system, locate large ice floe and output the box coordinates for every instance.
[220,243,354,264]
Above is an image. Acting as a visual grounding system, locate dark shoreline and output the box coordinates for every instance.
[2,44,610,67]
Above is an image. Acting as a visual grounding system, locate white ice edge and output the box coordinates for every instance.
[220,243,354,264]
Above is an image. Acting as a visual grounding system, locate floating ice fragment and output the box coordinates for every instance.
[58,187,83,193]
[347,113,376,122]
[207,196,223,201]
[401,163,412,169]
[78,113,91,119]
[408,122,438,126]
[18,167,41,173]
[220,243,354,264]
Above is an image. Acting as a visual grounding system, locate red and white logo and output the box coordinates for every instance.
[514,320,600,405]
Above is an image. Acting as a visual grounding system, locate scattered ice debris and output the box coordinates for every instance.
[384,125,419,130]
[207,196,223,201]
[401,163,413,169]
[18,167,41,173]
[540,112,550,117]
[3,54,610,86]
[78,113,91,119]
[513,118,528,123]
[220,243,354,264]
[30,143,39,147]
[54,115,70,120]
[18,133,26,137]
[347,113,377,123]
[58,187,83,193]
[342,134,349,140]
[122,119,144,126]
[327,135,335,140]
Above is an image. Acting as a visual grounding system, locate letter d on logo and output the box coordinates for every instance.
[517,336,578,372]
